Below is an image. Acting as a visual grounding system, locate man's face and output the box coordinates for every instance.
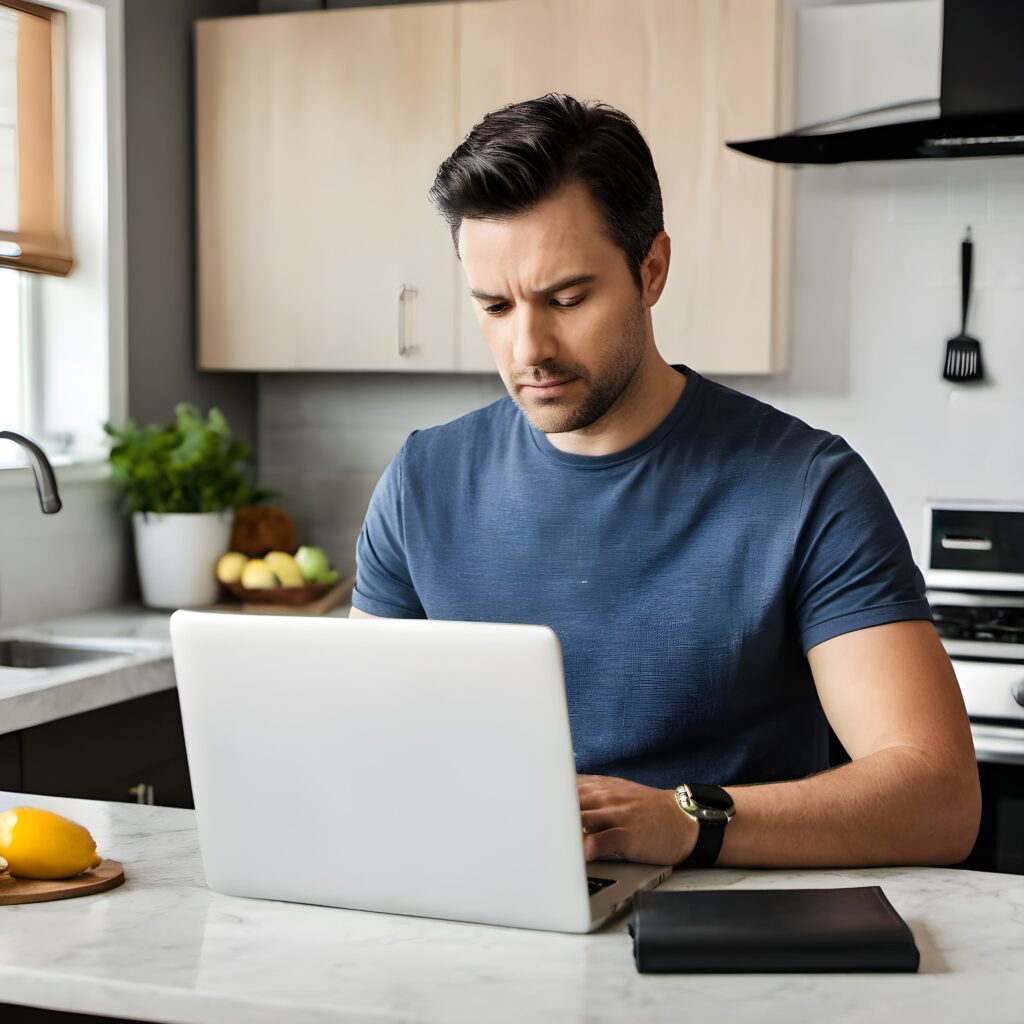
[458,182,651,435]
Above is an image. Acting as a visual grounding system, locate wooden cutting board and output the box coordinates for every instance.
[201,575,355,616]
[0,860,125,905]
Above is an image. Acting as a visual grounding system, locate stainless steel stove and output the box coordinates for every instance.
[924,503,1024,874]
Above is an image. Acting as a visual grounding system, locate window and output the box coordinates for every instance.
[0,0,119,471]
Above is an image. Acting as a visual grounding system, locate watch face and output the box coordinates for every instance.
[688,783,735,814]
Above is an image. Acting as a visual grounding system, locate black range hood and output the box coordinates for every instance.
[727,0,1024,165]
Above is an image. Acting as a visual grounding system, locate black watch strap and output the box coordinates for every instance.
[675,783,735,868]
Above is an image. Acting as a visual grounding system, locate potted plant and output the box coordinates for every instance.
[103,404,276,609]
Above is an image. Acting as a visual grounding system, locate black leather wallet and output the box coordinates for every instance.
[629,886,920,973]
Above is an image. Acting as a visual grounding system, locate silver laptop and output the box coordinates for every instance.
[169,610,670,933]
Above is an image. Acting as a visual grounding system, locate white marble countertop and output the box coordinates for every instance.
[0,602,351,733]
[1,792,1023,1024]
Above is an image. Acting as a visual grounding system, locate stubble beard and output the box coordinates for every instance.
[510,298,648,435]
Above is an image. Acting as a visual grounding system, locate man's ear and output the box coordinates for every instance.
[641,232,671,307]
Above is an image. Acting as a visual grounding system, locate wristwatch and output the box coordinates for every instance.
[673,783,735,867]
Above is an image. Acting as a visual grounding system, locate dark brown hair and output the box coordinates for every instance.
[428,93,664,292]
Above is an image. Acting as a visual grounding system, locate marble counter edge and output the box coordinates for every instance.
[0,655,177,733]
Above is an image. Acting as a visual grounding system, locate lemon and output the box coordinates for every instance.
[215,551,248,585]
[240,557,278,589]
[0,806,103,879]
[264,551,304,587]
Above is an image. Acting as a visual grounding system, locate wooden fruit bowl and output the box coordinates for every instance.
[223,579,338,606]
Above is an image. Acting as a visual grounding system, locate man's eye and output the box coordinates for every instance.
[482,295,584,316]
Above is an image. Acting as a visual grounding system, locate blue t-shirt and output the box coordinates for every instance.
[353,366,932,788]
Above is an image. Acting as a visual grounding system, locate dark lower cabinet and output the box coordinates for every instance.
[0,730,21,790]
[1,689,193,810]
[958,760,1024,876]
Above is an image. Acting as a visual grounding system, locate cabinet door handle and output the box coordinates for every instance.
[398,284,418,356]
[128,783,155,805]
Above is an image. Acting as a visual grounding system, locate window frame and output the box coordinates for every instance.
[0,0,126,480]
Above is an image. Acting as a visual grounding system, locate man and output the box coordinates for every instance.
[350,94,980,869]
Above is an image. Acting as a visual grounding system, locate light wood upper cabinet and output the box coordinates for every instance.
[196,5,461,371]
[455,0,793,375]
[196,0,791,375]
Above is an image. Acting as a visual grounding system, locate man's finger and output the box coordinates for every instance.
[580,809,617,834]
[583,826,630,863]
[577,782,614,806]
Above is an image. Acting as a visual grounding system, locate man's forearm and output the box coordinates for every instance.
[716,745,981,869]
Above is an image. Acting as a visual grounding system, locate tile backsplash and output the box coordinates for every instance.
[0,475,130,629]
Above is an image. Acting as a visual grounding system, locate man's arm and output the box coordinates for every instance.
[715,619,980,867]
[580,620,982,867]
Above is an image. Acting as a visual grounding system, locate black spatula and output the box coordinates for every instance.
[943,228,983,383]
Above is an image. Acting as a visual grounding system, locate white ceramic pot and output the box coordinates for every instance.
[131,509,234,609]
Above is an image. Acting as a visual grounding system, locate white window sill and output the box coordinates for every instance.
[0,458,111,491]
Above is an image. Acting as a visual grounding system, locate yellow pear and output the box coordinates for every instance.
[240,557,278,589]
[0,806,103,879]
[215,551,248,585]
[264,551,304,587]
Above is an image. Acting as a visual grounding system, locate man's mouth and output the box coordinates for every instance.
[520,377,576,390]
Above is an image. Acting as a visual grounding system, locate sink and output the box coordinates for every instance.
[0,638,137,670]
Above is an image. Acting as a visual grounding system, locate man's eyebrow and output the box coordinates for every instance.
[469,274,598,301]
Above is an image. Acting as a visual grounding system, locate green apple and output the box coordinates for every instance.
[295,545,330,582]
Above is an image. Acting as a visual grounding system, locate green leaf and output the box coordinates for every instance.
[101,406,271,517]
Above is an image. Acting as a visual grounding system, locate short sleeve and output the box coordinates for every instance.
[351,435,426,618]
[791,435,932,653]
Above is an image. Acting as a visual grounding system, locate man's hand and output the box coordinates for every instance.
[577,774,698,865]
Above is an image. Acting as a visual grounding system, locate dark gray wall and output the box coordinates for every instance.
[124,0,260,449]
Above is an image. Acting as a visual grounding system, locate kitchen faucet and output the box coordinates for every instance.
[0,430,63,513]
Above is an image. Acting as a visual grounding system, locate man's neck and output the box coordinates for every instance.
[544,356,686,458]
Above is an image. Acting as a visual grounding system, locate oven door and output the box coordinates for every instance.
[951,657,1024,763]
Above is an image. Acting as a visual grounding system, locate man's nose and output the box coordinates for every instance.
[510,304,558,367]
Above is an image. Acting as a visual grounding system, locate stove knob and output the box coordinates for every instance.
[1013,680,1024,709]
